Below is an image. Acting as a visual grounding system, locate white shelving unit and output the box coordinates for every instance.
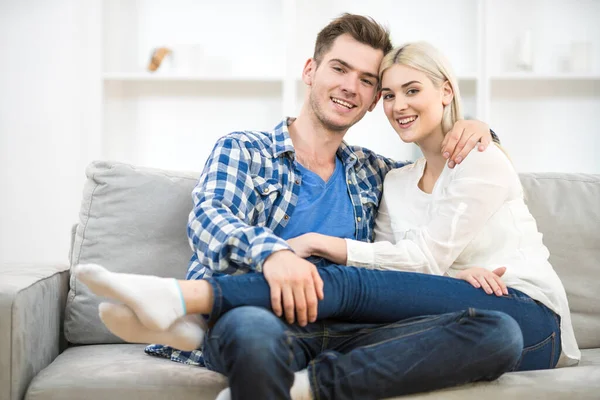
[101,0,600,173]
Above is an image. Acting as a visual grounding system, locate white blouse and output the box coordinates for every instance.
[346,145,580,367]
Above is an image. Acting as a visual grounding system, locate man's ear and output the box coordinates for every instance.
[442,80,454,106]
[368,90,382,112]
[302,58,317,86]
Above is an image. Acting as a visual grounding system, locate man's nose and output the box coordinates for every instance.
[340,73,359,95]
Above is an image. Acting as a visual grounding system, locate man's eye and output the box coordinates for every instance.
[361,79,374,86]
[333,66,344,73]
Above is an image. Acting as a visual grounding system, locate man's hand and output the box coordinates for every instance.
[262,250,324,326]
[441,120,492,168]
[456,266,508,296]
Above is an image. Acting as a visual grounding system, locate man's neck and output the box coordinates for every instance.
[288,111,346,168]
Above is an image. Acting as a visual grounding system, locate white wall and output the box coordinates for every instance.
[0,0,101,266]
[1,0,598,267]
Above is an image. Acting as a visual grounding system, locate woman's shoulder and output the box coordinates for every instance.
[388,157,424,178]
[451,145,516,181]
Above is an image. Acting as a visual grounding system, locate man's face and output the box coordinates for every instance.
[303,34,384,133]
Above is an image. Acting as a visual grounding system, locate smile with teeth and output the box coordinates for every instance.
[331,97,355,109]
[398,116,417,125]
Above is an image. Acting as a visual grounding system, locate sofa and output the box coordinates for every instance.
[1,160,599,400]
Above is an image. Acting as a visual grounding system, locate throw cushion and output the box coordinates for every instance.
[64,161,199,344]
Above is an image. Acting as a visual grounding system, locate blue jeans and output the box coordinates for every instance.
[203,266,559,399]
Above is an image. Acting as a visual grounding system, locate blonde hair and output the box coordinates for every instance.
[379,42,462,135]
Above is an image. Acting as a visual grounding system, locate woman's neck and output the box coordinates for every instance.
[416,127,447,193]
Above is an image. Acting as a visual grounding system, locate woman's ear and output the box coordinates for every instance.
[441,80,454,106]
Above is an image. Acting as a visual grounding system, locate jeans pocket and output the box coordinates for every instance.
[513,331,557,371]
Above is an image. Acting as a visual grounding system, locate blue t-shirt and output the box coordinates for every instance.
[280,157,356,264]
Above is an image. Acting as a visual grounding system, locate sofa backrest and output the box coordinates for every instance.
[64,161,600,349]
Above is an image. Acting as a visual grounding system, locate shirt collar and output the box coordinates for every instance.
[271,117,362,169]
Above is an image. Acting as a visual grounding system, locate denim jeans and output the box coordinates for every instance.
[203,265,558,399]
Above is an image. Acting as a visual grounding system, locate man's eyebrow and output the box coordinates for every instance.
[329,58,379,81]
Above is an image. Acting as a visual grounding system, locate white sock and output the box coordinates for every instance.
[214,370,312,400]
[99,302,206,351]
[291,370,313,400]
[75,263,185,331]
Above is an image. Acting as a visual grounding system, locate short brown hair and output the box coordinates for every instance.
[313,13,392,63]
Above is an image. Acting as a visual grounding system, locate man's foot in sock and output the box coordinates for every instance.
[75,263,186,331]
[99,302,206,351]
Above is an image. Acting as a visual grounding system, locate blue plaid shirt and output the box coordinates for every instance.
[145,117,408,366]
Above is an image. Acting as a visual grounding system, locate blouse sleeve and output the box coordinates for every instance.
[346,146,517,275]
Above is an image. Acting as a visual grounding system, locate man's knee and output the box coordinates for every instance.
[208,306,291,365]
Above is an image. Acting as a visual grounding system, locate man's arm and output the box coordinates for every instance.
[189,135,323,325]
[188,135,291,274]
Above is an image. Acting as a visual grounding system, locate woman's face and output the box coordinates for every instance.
[380,64,452,144]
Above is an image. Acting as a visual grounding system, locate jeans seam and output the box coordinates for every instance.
[316,315,448,340]
[513,331,556,371]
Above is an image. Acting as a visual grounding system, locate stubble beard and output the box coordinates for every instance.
[309,90,356,134]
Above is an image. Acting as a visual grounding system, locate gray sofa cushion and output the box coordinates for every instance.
[24,345,227,400]
[519,173,600,349]
[23,345,600,400]
[64,161,600,350]
[64,161,199,344]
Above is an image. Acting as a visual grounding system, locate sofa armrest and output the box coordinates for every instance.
[0,264,69,400]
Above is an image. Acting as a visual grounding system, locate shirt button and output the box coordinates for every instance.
[263,188,269,193]
[347,180,352,184]
[357,217,362,222]
[295,179,300,185]
[284,215,290,220]
[248,258,252,263]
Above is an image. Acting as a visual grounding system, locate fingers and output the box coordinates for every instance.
[293,285,308,326]
[494,274,509,295]
[475,275,493,295]
[492,267,507,277]
[312,268,324,300]
[282,286,295,324]
[449,132,478,167]
[441,126,462,164]
[485,274,504,297]
[478,134,491,152]
[465,275,481,289]
[304,281,318,324]
[270,284,282,317]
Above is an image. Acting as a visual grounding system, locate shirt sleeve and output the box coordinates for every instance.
[346,146,516,275]
[187,135,291,275]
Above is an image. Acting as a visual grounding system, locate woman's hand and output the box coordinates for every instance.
[456,267,508,296]
[287,233,318,258]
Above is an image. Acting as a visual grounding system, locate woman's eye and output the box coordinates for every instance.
[407,89,419,95]
[383,93,394,100]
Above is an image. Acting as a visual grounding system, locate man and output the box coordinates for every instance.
[153,14,519,400]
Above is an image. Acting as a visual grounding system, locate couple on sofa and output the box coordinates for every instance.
[75,13,580,400]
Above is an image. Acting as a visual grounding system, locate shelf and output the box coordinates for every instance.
[102,72,283,83]
[491,73,600,81]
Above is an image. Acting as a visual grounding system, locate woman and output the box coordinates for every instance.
[76,42,579,372]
